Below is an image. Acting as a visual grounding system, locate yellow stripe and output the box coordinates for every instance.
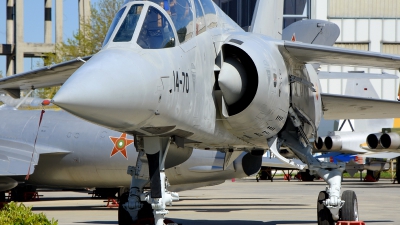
[394,118,400,128]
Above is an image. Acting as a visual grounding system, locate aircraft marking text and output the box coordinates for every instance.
[173,71,189,93]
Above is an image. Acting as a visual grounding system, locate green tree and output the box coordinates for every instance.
[0,202,58,225]
[0,70,3,78]
[37,0,124,98]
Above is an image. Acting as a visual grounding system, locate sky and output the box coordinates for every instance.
[0,0,101,75]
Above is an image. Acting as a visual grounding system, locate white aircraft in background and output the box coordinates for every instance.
[2,1,400,224]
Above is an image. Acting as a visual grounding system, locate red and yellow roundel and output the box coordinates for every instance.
[109,133,134,159]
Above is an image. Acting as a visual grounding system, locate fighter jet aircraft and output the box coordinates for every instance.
[0,103,261,203]
[2,0,400,224]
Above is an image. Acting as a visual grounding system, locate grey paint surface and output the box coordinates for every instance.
[0,109,260,190]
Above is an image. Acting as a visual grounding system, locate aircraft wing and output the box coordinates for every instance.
[280,41,400,70]
[0,143,39,176]
[0,56,91,98]
[321,93,400,119]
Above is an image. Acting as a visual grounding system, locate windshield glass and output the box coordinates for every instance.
[130,0,194,43]
[102,7,126,46]
[200,0,217,29]
[170,0,194,43]
[114,5,143,42]
[194,0,206,35]
[137,6,175,49]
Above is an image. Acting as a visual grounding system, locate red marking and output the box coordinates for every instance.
[109,133,133,159]
[26,110,45,180]
[106,198,119,208]
[291,33,296,42]
[364,174,377,182]
[364,88,367,90]
[42,99,51,105]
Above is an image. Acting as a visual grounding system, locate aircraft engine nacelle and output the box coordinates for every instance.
[217,34,290,140]
[167,152,262,187]
[379,132,400,149]
[314,132,369,154]
[236,152,263,176]
[313,135,340,151]
[366,133,384,149]
[324,135,342,151]
[165,145,193,169]
[314,137,327,150]
[0,177,18,192]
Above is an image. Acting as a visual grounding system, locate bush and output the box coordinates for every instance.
[0,201,57,225]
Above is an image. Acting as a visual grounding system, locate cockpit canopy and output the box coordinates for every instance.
[103,0,217,49]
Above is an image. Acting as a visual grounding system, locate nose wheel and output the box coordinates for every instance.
[317,191,335,225]
[317,190,359,225]
[118,192,134,225]
[340,190,359,221]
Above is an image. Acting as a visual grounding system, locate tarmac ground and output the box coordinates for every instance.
[24,177,400,225]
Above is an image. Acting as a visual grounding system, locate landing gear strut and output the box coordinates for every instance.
[119,137,179,225]
[269,111,359,224]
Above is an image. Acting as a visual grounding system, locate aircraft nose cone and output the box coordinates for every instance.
[53,49,158,131]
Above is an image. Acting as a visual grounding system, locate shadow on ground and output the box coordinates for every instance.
[78,219,393,225]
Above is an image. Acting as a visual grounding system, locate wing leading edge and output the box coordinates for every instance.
[280,41,400,70]
[0,56,91,98]
[321,93,400,119]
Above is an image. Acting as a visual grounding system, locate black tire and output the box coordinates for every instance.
[373,171,381,181]
[317,191,335,225]
[118,192,134,225]
[301,170,315,181]
[260,170,269,180]
[340,190,359,221]
[118,192,155,225]
[137,201,154,220]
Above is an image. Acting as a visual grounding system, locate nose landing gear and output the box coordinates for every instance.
[118,137,179,225]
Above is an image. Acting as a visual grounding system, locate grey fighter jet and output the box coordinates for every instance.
[0,106,261,202]
[2,0,400,224]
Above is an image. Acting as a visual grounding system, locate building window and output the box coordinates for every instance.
[334,43,369,51]
[283,0,309,28]
[382,43,400,55]
[241,0,257,28]
[215,0,311,30]
[218,0,256,28]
